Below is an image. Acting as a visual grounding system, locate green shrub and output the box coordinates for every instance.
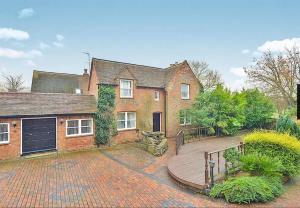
[240,154,284,178]
[224,148,240,165]
[243,131,300,177]
[210,176,283,204]
[276,116,300,139]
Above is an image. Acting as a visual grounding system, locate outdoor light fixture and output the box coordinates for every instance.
[12,121,17,128]
[60,119,64,124]
[209,160,216,188]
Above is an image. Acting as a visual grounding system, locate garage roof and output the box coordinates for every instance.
[0,92,97,117]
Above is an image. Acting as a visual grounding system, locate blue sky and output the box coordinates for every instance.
[1,0,300,90]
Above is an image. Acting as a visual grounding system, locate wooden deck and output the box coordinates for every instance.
[167,136,242,190]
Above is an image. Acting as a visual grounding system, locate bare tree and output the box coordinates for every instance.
[189,60,223,91]
[2,73,25,92]
[244,47,300,107]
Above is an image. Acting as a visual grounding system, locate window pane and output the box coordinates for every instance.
[81,120,92,127]
[117,113,125,121]
[81,127,92,134]
[67,127,79,135]
[127,120,136,128]
[127,112,136,121]
[121,80,131,89]
[68,120,79,128]
[117,121,126,129]
[121,89,131,97]
[180,117,185,125]
[0,133,8,142]
[181,84,189,98]
[0,124,8,133]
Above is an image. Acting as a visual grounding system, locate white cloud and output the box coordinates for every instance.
[56,34,64,41]
[229,67,246,77]
[241,49,250,54]
[39,42,50,50]
[0,48,42,59]
[0,28,29,40]
[18,8,35,18]
[25,60,37,67]
[53,42,64,48]
[257,37,300,53]
[226,78,247,91]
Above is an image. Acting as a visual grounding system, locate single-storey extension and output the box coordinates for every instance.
[0,92,96,160]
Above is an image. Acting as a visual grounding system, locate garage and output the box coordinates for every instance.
[22,118,57,154]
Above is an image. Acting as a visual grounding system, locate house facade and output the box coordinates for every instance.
[0,59,201,160]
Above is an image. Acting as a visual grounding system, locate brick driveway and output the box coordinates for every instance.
[0,148,221,208]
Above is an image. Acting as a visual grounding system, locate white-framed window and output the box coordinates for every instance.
[120,79,133,98]
[0,123,9,144]
[179,110,192,126]
[154,91,160,101]
[181,84,190,99]
[117,112,136,130]
[66,119,93,136]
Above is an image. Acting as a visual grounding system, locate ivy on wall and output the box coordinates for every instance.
[95,84,117,146]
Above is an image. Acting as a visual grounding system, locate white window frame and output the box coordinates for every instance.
[180,110,192,126]
[66,119,93,137]
[0,123,10,144]
[120,79,133,98]
[181,84,190,100]
[154,91,160,101]
[117,112,136,131]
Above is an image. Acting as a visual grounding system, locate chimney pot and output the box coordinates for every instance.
[83,68,88,75]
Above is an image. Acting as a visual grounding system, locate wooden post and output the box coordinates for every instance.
[205,152,209,184]
[182,131,185,145]
[240,142,244,154]
[217,151,220,173]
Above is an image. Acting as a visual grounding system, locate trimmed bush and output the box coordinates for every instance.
[243,131,300,177]
[210,176,283,204]
[240,154,284,178]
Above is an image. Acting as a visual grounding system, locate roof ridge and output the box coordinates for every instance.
[34,70,83,77]
[92,57,164,70]
[0,92,94,96]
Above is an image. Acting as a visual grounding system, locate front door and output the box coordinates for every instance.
[153,113,161,132]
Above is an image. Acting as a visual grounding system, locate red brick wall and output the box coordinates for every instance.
[165,62,201,137]
[57,115,95,151]
[113,84,166,144]
[0,118,21,160]
[0,115,95,160]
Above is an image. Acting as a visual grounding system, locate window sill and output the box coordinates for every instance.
[117,128,136,132]
[120,97,134,99]
[0,142,9,146]
[66,133,93,138]
[181,98,190,100]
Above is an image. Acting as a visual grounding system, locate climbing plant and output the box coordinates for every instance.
[95,84,117,146]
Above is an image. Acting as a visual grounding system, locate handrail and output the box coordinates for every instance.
[175,130,184,155]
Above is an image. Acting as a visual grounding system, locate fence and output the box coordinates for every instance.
[204,142,244,184]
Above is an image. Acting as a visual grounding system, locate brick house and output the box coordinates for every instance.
[0,59,200,160]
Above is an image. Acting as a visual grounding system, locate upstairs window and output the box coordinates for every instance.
[0,123,9,144]
[117,112,136,130]
[154,91,160,101]
[120,79,133,98]
[179,110,192,126]
[181,84,190,99]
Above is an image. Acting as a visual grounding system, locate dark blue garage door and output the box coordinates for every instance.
[22,118,56,154]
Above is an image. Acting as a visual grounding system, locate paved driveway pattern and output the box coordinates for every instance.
[0,149,221,208]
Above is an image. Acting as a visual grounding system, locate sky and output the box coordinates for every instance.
[1,0,300,90]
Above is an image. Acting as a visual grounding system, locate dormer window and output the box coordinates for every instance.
[181,84,190,100]
[120,79,133,98]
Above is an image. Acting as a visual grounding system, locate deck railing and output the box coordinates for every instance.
[175,130,184,155]
[204,142,244,184]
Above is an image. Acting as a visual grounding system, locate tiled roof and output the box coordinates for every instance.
[0,92,97,117]
[93,58,170,88]
[31,70,89,94]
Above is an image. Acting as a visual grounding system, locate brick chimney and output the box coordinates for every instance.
[83,68,88,76]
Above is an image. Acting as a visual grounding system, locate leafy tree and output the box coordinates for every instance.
[95,85,117,146]
[191,85,245,135]
[240,89,276,129]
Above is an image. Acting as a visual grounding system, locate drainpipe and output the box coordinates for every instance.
[164,89,167,137]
